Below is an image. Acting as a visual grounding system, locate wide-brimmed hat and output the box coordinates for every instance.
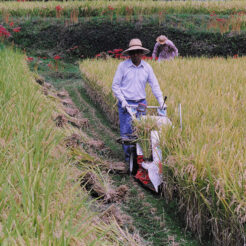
[156,35,168,44]
[122,38,150,55]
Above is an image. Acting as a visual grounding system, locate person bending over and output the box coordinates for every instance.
[152,35,178,61]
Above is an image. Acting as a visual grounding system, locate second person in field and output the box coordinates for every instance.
[152,35,178,61]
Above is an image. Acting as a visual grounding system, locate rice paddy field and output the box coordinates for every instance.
[0,46,141,245]
[80,56,246,245]
[1,1,246,17]
[1,0,246,245]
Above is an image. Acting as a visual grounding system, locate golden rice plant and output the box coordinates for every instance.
[0,47,141,245]
[133,116,159,158]
[1,1,246,18]
[80,56,246,245]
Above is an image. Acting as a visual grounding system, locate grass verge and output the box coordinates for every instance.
[0,45,141,245]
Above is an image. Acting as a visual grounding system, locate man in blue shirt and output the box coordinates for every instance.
[112,38,164,163]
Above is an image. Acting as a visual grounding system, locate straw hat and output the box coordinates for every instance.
[156,35,168,44]
[122,38,150,55]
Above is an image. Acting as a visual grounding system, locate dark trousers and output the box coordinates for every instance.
[118,99,147,162]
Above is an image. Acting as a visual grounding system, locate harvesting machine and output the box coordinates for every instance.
[117,97,172,192]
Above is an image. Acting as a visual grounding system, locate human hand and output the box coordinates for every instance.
[157,97,164,109]
[121,100,129,109]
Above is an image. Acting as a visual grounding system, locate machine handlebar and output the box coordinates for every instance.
[127,105,163,109]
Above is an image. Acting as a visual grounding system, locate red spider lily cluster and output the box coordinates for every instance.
[27,55,61,62]
[54,55,62,60]
[0,25,11,38]
[55,5,63,18]
[102,5,115,15]
[109,48,125,58]
[95,48,153,61]
[26,57,34,62]
[26,55,62,73]
[95,49,126,59]
[210,11,217,17]
[26,56,48,62]
[108,5,114,11]
[55,5,63,11]
[17,0,25,2]
[0,23,21,40]
[50,55,63,71]
[233,54,238,59]
[216,18,226,22]
[13,27,21,33]
[8,21,21,32]
[142,56,154,60]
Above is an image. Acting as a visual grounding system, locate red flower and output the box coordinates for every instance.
[13,27,21,32]
[55,5,62,11]
[210,11,216,17]
[107,50,114,54]
[216,18,224,22]
[142,56,152,60]
[48,63,52,67]
[9,22,14,27]
[95,54,101,57]
[113,49,123,53]
[108,5,114,11]
[120,55,127,59]
[0,25,11,38]
[27,57,34,62]
[54,55,62,60]
[42,57,47,59]
[233,54,238,59]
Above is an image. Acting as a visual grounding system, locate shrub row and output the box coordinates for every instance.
[8,17,246,59]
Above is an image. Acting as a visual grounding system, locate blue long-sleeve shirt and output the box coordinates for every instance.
[112,59,163,103]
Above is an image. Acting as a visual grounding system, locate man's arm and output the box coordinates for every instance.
[147,65,164,107]
[152,42,159,60]
[112,63,127,104]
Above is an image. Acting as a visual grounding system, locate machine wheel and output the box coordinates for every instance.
[129,147,138,175]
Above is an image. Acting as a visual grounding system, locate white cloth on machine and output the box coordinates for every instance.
[141,131,163,192]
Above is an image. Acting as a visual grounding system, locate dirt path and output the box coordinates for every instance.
[73,88,118,145]
[37,62,207,246]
